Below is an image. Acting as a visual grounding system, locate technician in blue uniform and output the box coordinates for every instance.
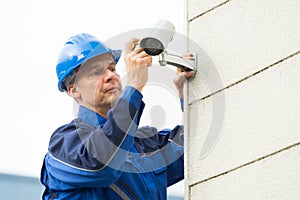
[40,33,194,199]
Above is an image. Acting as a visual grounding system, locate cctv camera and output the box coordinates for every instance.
[139,20,176,56]
[136,19,196,73]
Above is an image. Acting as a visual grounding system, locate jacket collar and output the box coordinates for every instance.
[77,105,107,128]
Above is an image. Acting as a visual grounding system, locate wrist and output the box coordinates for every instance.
[178,90,184,99]
[126,83,144,92]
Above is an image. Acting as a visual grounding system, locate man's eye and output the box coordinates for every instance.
[91,70,103,76]
[108,64,117,72]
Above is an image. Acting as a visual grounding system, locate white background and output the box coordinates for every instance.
[0,0,185,197]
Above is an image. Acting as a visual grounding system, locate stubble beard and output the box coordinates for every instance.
[95,88,122,114]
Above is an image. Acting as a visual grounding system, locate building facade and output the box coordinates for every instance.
[185,0,300,199]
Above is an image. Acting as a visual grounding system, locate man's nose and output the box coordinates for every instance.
[104,69,118,83]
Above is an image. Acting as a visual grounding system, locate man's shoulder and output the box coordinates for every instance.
[49,119,97,143]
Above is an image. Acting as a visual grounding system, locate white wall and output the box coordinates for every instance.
[185,0,300,199]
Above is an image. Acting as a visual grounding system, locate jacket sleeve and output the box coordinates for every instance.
[44,86,144,189]
[158,126,184,186]
[134,125,184,187]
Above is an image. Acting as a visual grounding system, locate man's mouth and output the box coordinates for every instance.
[105,87,120,93]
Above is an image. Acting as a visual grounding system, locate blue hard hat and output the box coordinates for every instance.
[56,33,122,92]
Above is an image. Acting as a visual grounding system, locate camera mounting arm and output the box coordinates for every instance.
[158,50,197,72]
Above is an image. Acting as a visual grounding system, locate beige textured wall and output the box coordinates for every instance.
[185,0,300,199]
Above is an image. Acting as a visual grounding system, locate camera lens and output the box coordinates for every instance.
[140,37,164,56]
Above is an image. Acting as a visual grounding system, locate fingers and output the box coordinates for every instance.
[182,53,194,60]
[177,53,196,78]
[124,38,153,92]
[125,38,139,54]
[176,67,195,78]
[181,70,195,79]
[124,39,152,68]
[124,50,152,68]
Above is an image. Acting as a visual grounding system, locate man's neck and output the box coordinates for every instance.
[78,102,112,119]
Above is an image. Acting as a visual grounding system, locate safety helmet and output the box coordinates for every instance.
[56,33,122,92]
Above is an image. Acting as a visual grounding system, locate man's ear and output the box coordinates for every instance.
[67,84,80,98]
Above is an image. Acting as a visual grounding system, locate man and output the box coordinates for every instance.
[40,33,194,199]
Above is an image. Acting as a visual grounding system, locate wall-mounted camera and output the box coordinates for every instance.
[136,20,196,73]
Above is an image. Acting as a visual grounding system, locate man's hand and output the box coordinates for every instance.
[173,54,195,99]
[124,38,152,92]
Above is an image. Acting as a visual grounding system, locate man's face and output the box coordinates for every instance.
[72,53,122,115]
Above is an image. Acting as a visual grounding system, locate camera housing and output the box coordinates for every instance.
[137,20,196,73]
[140,20,175,56]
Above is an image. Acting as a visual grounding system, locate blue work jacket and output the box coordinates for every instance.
[40,86,184,200]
